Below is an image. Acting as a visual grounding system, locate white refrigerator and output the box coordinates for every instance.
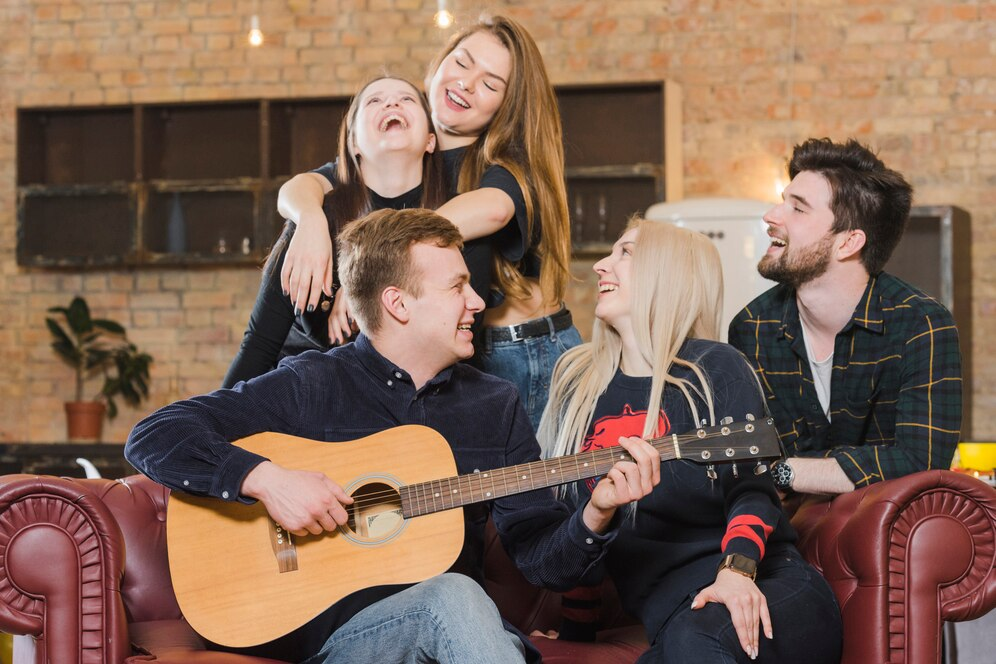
[645,198,775,341]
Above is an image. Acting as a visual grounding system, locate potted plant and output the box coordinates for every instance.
[46,296,153,441]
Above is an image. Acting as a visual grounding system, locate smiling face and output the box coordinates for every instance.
[405,242,485,367]
[426,31,511,148]
[758,170,839,287]
[593,227,639,334]
[349,78,436,163]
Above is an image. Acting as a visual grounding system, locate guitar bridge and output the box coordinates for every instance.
[267,519,299,573]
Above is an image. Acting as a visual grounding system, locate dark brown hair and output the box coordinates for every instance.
[265,76,447,278]
[789,137,912,274]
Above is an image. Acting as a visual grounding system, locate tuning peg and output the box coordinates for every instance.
[706,464,717,480]
[720,416,733,426]
[731,463,739,478]
[754,461,768,475]
[746,413,756,421]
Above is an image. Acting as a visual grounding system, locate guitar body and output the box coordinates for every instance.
[166,425,464,648]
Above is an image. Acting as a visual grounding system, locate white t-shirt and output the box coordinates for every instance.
[801,321,833,421]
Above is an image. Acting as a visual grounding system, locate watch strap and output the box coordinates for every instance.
[717,553,758,580]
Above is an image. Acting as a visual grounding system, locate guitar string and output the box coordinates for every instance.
[332,428,774,512]
[340,428,774,510]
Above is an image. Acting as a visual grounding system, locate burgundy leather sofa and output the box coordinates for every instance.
[0,470,993,664]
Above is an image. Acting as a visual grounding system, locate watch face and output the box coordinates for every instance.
[772,461,793,489]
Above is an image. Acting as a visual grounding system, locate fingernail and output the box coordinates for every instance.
[307,304,315,313]
[282,289,289,297]
[294,307,301,316]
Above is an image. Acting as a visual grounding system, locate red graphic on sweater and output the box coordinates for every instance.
[580,405,670,490]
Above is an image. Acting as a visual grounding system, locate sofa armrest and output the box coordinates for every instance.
[791,470,996,664]
[0,474,133,664]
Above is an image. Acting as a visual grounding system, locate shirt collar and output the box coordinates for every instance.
[352,334,456,390]
[779,274,885,342]
[846,275,885,334]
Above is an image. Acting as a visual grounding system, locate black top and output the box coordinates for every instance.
[568,339,797,642]
[221,184,422,388]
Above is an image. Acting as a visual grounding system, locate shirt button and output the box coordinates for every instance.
[394,371,403,379]
[221,491,230,499]
[182,480,189,487]
[810,404,819,411]
[585,537,594,545]
[387,380,393,387]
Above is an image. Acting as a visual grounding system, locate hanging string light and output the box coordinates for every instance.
[248,14,264,47]
[434,0,453,29]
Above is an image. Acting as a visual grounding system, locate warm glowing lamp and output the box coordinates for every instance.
[434,0,453,28]
[248,14,264,47]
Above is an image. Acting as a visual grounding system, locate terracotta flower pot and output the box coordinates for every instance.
[65,401,106,442]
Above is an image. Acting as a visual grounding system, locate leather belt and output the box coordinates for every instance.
[482,307,573,343]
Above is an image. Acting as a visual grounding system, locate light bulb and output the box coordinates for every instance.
[434,9,453,28]
[434,0,453,28]
[248,14,264,47]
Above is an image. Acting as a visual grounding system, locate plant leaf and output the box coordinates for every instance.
[66,297,93,336]
[92,319,126,335]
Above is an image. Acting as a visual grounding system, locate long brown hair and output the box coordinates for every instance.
[427,16,571,306]
[266,76,447,276]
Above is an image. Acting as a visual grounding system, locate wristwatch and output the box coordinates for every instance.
[717,553,758,580]
[771,459,795,491]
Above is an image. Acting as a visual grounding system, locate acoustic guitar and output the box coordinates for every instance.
[166,416,780,647]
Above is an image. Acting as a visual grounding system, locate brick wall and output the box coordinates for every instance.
[1,1,993,442]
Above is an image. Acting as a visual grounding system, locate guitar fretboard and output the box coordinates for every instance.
[399,419,774,518]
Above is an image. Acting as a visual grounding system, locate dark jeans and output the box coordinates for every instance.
[637,551,842,664]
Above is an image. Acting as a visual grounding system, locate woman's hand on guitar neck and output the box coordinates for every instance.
[241,461,354,536]
[583,436,661,534]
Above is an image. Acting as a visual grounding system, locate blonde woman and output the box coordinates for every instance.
[277,15,579,427]
[538,220,842,663]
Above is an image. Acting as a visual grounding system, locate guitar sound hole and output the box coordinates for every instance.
[344,482,404,541]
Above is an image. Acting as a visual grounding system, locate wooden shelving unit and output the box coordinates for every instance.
[558,81,682,253]
[16,82,680,266]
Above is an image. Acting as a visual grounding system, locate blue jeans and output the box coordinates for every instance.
[299,574,526,664]
[479,324,583,430]
[637,552,842,664]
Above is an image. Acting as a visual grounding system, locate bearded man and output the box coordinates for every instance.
[728,138,962,496]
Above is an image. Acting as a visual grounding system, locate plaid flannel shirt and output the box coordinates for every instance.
[728,272,962,488]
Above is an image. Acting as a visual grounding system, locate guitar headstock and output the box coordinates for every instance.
[673,415,782,466]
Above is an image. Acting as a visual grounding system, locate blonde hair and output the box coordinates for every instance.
[538,219,724,463]
[426,15,571,306]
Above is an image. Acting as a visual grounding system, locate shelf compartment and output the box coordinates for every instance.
[558,83,665,168]
[268,98,349,180]
[142,102,261,181]
[17,107,134,186]
[17,185,134,266]
[142,183,258,263]
[567,176,658,248]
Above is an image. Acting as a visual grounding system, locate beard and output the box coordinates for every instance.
[758,232,836,288]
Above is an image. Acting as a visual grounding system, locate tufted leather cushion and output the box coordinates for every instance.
[1,470,993,664]
[792,470,996,664]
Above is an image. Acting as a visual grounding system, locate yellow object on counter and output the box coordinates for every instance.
[956,443,996,471]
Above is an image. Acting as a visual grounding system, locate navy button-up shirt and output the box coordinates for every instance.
[126,335,611,659]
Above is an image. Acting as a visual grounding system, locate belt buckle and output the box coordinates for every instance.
[508,325,523,342]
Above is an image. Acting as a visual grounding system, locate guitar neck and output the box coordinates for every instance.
[401,434,684,519]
